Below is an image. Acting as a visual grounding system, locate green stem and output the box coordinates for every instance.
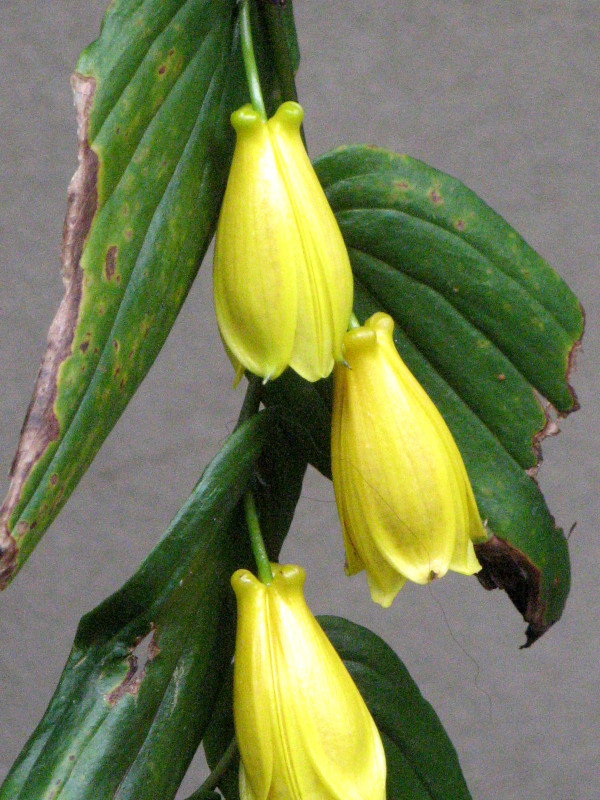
[244,491,273,584]
[348,312,361,330]
[240,0,267,120]
[184,738,238,799]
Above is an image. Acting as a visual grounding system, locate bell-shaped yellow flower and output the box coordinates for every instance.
[213,102,353,383]
[331,312,486,608]
[232,564,386,800]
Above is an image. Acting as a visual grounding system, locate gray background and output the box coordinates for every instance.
[0,2,598,798]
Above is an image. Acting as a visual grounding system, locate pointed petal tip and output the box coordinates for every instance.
[366,572,406,608]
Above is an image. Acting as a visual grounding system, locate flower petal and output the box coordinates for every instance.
[269,103,353,380]
[214,105,299,380]
[331,312,485,605]
[213,102,353,383]
[232,565,386,800]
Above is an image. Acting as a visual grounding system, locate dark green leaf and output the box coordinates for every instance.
[0,409,307,800]
[257,0,300,107]
[261,367,332,485]
[266,145,583,643]
[0,0,300,587]
[204,616,473,800]
[317,146,582,463]
[202,664,239,800]
[186,793,221,800]
[252,417,308,561]
[321,616,473,800]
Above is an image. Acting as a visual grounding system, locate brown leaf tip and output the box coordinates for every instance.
[475,534,551,647]
[0,73,99,580]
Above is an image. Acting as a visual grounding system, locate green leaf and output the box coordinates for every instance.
[203,616,473,800]
[202,664,239,800]
[0,410,307,800]
[317,146,582,458]
[265,145,583,644]
[0,0,300,587]
[321,616,473,800]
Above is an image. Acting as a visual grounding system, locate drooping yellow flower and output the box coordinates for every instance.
[331,312,486,607]
[213,102,353,383]
[232,564,386,800]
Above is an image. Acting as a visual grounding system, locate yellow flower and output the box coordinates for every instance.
[213,102,353,383]
[231,564,386,800]
[331,312,486,607]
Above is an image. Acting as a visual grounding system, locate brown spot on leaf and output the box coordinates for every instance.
[158,64,166,75]
[106,626,160,706]
[475,534,549,647]
[0,73,98,589]
[531,401,560,464]
[454,218,466,231]
[105,245,117,281]
[0,538,17,587]
[124,228,133,241]
[80,340,89,353]
[428,187,443,205]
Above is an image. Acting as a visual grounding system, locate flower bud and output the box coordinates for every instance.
[331,312,486,607]
[213,102,353,383]
[232,564,386,800]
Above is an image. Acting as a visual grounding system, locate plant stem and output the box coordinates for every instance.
[184,738,238,799]
[239,0,267,120]
[244,491,273,584]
